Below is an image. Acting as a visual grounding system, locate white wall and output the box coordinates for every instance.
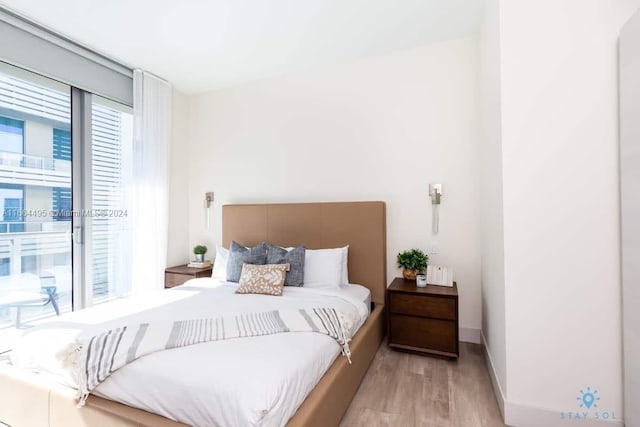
[24,120,52,158]
[167,88,190,266]
[497,0,640,423]
[619,8,640,426]
[478,0,507,405]
[23,122,54,221]
[185,38,483,336]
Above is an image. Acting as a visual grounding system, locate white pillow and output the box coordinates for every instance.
[304,246,349,288]
[211,245,229,281]
[341,245,349,284]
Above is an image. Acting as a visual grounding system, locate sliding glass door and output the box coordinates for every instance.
[0,61,132,350]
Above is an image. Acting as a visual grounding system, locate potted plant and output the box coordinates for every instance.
[397,248,428,280]
[193,245,208,262]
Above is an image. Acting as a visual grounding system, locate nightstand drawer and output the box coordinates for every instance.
[389,293,456,320]
[389,314,456,354]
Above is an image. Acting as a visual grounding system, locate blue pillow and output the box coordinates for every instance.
[266,244,306,287]
[226,241,267,282]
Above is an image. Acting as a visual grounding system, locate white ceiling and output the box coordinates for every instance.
[1,0,484,94]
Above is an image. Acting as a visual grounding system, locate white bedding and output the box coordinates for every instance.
[339,283,371,311]
[10,278,369,427]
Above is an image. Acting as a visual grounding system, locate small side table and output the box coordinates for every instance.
[164,264,213,288]
[387,277,459,358]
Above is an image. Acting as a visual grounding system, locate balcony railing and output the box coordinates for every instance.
[0,223,123,297]
[0,221,69,234]
[0,151,71,188]
[0,227,71,265]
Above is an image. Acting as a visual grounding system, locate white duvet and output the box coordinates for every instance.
[10,279,369,427]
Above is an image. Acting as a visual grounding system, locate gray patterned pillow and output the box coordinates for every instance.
[226,241,267,282]
[266,244,306,287]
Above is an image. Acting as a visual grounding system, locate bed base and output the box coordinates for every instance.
[0,304,384,427]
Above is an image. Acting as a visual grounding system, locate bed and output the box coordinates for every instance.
[0,201,387,427]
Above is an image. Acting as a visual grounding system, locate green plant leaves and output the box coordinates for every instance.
[396,248,428,271]
[193,245,208,255]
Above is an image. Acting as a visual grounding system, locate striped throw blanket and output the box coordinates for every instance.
[59,307,356,406]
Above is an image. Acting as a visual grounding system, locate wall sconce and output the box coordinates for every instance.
[429,184,442,234]
[205,191,214,228]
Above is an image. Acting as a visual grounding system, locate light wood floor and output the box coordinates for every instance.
[340,342,506,427]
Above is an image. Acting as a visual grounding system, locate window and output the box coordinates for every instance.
[0,115,26,233]
[0,258,8,276]
[53,128,71,161]
[52,187,71,221]
[0,116,24,154]
[0,184,24,233]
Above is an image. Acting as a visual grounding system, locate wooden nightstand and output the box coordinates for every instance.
[164,264,213,288]
[387,277,459,359]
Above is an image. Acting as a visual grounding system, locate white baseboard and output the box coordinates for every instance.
[481,331,507,422]
[460,327,481,344]
[480,332,624,427]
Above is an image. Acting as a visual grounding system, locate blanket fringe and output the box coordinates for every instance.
[57,340,89,407]
[342,342,352,364]
[77,391,89,408]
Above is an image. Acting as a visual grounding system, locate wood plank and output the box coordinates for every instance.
[340,343,506,427]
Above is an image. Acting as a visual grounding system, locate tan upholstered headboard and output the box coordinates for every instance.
[222,202,386,305]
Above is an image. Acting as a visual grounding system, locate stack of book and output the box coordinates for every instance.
[187,260,211,268]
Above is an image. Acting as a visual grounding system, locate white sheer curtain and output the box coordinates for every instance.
[130,70,172,294]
